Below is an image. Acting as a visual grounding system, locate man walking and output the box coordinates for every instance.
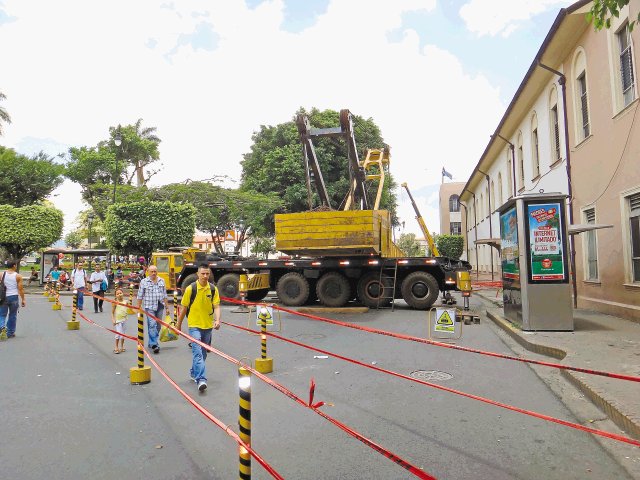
[0,260,26,339]
[136,265,169,354]
[177,263,221,392]
[71,262,88,311]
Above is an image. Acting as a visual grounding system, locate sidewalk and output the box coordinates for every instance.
[472,281,640,441]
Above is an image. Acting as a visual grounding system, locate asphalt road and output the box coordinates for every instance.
[0,294,633,480]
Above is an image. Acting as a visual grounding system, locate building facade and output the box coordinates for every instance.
[461,0,640,321]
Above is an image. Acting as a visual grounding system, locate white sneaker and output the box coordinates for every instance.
[197,380,207,392]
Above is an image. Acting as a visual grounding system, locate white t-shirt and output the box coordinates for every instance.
[71,269,87,289]
[89,271,107,292]
[2,271,18,296]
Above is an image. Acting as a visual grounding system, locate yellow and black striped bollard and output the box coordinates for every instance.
[254,307,273,373]
[173,290,178,325]
[67,290,80,330]
[52,282,62,310]
[43,279,50,296]
[48,280,56,302]
[238,366,251,480]
[127,283,135,314]
[130,311,151,384]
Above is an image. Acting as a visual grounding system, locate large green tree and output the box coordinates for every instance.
[65,119,160,220]
[103,201,196,260]
[435,234,464,259]
[240,108,398,222]
[0,91,10,136]
[150,181,283,254]
[397,232,425,257]
[0,204,64,270]
[0,147,65,207]
[588,1,638,30]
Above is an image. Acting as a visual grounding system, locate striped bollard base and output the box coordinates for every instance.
[130,311,151,385]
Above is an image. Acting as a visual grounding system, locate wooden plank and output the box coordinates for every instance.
[277,224,375,235]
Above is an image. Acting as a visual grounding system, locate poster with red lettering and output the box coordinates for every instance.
[527,202,565,281]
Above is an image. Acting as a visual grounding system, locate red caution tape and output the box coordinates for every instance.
[224,321,640,448]
[222,297,640,384]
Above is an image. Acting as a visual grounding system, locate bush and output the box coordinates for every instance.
[435,234,464,259]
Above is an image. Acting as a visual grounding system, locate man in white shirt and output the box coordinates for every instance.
[89,264,107,313]
[71,262,88,311]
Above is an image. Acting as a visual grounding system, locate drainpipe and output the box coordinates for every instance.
[538,61,577,308]
[460,202,468,261]
[492,133,516,197]
[478,169,494,282]
[463,188,479,280]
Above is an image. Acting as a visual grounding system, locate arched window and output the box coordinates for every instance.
[516,131,524,190]
[507,148,513,198]
[480,193,484,218]
[490,180,495,214]
[531,112,540,177]
[573,48,590,141]
[549,85,561,163]
[497,173,503,206]
[449,194,460,212]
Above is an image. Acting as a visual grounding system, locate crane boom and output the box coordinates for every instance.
[401,182,440,256]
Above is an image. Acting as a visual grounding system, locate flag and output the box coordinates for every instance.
[442,167,453,180]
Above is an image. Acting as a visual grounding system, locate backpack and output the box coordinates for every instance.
[186,281,217,315]
[0,272,6,306]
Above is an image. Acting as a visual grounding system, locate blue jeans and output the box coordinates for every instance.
[0,295,19,336]
[144,305,164,348]
[189,327,213,382]
[76,287,85,310]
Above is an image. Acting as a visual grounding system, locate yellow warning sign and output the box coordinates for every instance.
[256,305,274,326]
[435,308,455,333]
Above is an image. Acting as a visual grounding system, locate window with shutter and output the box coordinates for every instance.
[551,105,561,162]
[584,208,598,280]
[618,24,636,107]
[532,128,540,177]
[630,193,640,282]
[578,73,590,138]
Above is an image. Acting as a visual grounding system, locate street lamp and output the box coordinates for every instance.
[88,213,95,249]
[113,132,122,204]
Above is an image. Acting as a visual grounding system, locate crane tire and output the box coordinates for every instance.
[276,272,310,306]
[218,273,241,303]
[316,272,351,308]
[401,271,439,310]
[357,272,393,308]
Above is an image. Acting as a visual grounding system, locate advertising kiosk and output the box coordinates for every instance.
[498,193,573,331]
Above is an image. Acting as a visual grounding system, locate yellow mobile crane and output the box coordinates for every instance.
[401,182,439,256]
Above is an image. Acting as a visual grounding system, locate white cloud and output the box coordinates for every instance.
[459,0,573,37]
[0,0,504,238]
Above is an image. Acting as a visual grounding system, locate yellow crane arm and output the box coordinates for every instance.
[401,182,440,257]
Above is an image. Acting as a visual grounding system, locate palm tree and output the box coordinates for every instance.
[0,91,11,136]
[132,118,160,186]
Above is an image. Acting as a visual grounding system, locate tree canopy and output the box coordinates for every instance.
[435,234,464,259]
[397,233,424,257]
[240,108,398,223]
[65,119,160,220]
[103,201,196,259]
[149,181,283,254]
[588,1,638,30]
[0,146,65,207]
[0,204,64,270]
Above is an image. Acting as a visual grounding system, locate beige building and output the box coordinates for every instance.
[460,0,640,321]
[439,181,466,236]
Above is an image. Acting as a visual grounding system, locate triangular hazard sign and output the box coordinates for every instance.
[225,232,234,240]
[437,310,454,326]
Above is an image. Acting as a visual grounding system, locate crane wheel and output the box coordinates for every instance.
[316,272,351,308]
[401,271,439,310]
[276,272,310,306]
[218,273,241,303]
[357,272,392,308]
[179,274,198,294]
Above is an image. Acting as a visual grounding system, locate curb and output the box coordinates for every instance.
[485,309,640,441]
[296,306,369,315]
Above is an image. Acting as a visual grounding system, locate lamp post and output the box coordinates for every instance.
[113,132,122,204]
[88,213,94,249]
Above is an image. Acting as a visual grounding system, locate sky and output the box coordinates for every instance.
[0,0,574,238]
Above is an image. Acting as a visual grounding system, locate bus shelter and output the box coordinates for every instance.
[39,248,110,285]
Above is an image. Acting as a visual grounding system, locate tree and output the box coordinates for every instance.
[252,236,276,259]
[588,1,638,30]
[240,108,398,222]
[0,204,64,270]
[0,91,10,136]
[150,181,283,254]
[397,233,424,257]
[103,201,196,260]
[0,147,65,207]
[65,120,161,220]
[64,231,83,249]
[435,234,464,259]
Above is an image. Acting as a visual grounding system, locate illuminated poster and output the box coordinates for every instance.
[527,202,566,281]
[500,207,519,280]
